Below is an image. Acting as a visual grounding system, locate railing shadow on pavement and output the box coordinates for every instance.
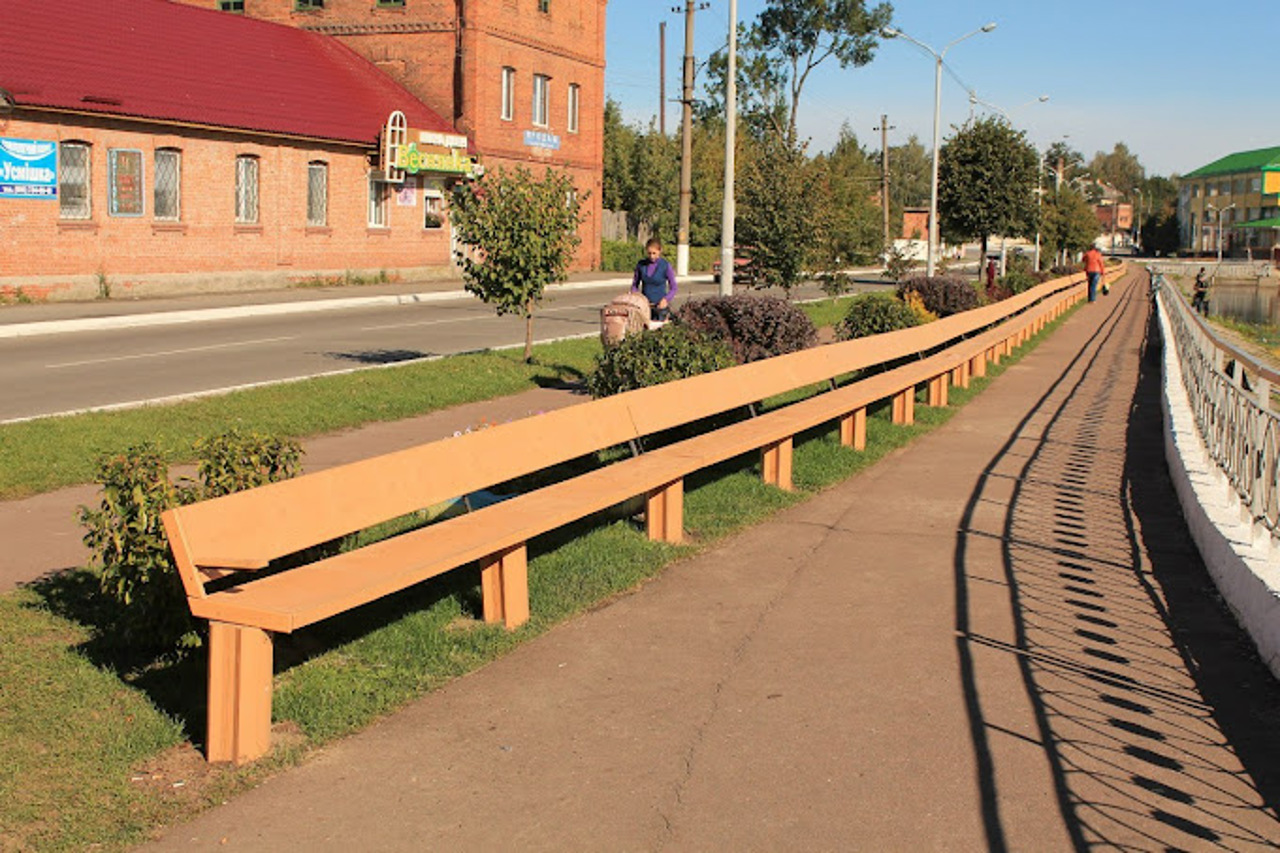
[952,279,1280,850]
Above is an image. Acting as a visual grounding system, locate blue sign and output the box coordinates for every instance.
[523,130,561,151]
[0,138,58,199]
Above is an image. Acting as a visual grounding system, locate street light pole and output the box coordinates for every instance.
[882,22,997,278]
[1217,202,1236,263]
[719,0,737,297]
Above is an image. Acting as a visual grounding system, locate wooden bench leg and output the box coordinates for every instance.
[839,407,867,450]
[206,621,273,765]
[970,353,986,379]
[951,360,970,389]
[927,374,949,407]
[892,389,915,425]
[481,543,530,630]
[761,437,794,492]
[646,479,684,544]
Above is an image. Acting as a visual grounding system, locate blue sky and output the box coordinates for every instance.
[604,0,1280,178]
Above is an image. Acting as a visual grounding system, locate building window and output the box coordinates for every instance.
[423,189,444,229]
[58,142,91,220]
[368,175,389,227]
[1234,177,1247,195]
[376,0,405,5]
[501,67,515,121]
[154,149,181,221]
[532,74,550,127]
[538,0,550,12]
[1252,176,1262,193]
[235,155,260,223]
[1190,184,1200,198]
[567,83,580,133]
[108,149,145,217]
[1208,182,1218,196]
[218,0,244,11]
[307,161,328,227]
[295,0,324,9]
[1220,180,1231,196]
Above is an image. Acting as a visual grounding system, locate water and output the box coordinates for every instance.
[1206,283,1280,325]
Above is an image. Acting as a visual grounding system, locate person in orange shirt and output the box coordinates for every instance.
[1083,245,1106,302]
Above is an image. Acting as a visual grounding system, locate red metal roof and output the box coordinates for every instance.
[0,0,454,146]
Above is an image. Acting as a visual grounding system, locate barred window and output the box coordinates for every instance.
[376,0,405,6]
[235,155,259,224]
[59,142,91,220]
[296,0,324,9]
[532,74,550,127]
[538,0,549,12]
[567,83,580,133]
[423,183,444,229]
[501,67,515,121]
[368,175,389,227]
[219,0,244,11]
[307,161,328,227]
[154,149,181,221]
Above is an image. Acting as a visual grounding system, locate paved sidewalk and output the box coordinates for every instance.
[139,273,1280,850]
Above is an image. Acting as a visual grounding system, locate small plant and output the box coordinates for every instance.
[897,274,980,317]
[586,324,735,397]
[999,269,1038,294]
[674,294,817,364]
[192,429,302,499]
[77,445,194,652]
[901,290,938,325]
[881,244,920,283]
[95,269,111,300]
[837,292,921,340]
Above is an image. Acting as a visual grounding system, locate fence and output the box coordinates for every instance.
[1158,277,1280,536]
[1151,260,1274,281]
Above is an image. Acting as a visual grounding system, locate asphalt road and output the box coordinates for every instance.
[0,276,894,422]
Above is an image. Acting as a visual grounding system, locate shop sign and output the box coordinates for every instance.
[524,130,561,151]
[394,143,478,177]
[0,138,58,199]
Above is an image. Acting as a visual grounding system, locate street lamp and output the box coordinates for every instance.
[882,21,997,278]
[1131,187,1145,254]
[1207,202,1236,262]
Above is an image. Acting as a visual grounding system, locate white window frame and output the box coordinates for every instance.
[532,74,550,127]
[567,83,580,133]
[58,142,92,220]
[307,161,328,227]
[501,67,516,122]
[154,148,181,221]
[235,155,260,224]
[368,174,389,228]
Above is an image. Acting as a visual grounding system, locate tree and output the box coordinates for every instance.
[888,134,931,230]
[737,134,828,295]
[705,0,893,143]
[449,167,583,362]
[813,126,881,264]
[1042,140,1085,192]
[602,98,638,211]
[628,126,680,243]
[937,116,1039,258]
[1088,142,1145,197]
[1040,187,1099,266]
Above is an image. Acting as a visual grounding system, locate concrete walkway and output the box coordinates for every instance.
[137,272,1280,850]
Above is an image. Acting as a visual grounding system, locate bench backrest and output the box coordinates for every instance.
[166,272,1088,596]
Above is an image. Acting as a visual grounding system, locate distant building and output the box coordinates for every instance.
[0,0,605,300]
[1094,202,1132,249]
[901,207,929,241]
[1178,146,1280,259]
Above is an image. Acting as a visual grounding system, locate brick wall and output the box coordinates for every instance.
[0,111,454,297]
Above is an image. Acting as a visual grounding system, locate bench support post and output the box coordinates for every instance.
[761,437,794,492]
[647,480,684,544]
[951,360,970,390]
[892,389,915,425]
[927,374,949,408]
[206,621,273,765]
[481,544,530,630]
[970,353,987,379]
[839,408,867,451]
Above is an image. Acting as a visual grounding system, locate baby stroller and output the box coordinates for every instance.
[599,292,652,346]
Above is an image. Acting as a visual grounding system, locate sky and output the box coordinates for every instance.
[604,0,1280,178]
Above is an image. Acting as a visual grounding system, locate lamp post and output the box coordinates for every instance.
[719,0,737,297]
[882,22,997,278]
[1211,202,1236,262]
[1131,187,1145,254]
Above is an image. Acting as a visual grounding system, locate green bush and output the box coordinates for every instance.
[999,269,1038,294]
[601,240,642,272]
[586,324,735,397]
[77,445,194,653]
[675,294,816,363]
[837,292,921,340]
[78,430,303,654]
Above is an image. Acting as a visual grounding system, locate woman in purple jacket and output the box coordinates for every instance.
[631,238,679,321]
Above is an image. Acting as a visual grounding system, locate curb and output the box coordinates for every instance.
[0,276,637,339]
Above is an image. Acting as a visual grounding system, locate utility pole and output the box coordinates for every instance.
[719,0,737,296]
[874,115,894,259]
[659,23,666,136]
[675,1,707,277]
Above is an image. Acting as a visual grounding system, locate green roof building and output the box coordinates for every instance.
[1179,146,1280,258]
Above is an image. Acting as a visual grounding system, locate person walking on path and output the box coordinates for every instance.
[631,238,678,321]
[1083,245,1106,301]
[1192,266,1211,315]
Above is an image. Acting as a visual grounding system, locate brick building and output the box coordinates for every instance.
[0,0,605,300]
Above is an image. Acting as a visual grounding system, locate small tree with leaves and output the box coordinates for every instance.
[738,135,828,296]
[450,167,583,362]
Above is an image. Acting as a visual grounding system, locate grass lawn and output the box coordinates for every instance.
[0,298,1076,850]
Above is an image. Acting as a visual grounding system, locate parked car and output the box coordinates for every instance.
[712,248,757,284]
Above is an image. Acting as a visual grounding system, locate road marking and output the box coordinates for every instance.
[45,336,297,369]
[358,303,591,332]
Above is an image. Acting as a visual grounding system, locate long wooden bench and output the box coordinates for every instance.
[162,270,1098,763]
